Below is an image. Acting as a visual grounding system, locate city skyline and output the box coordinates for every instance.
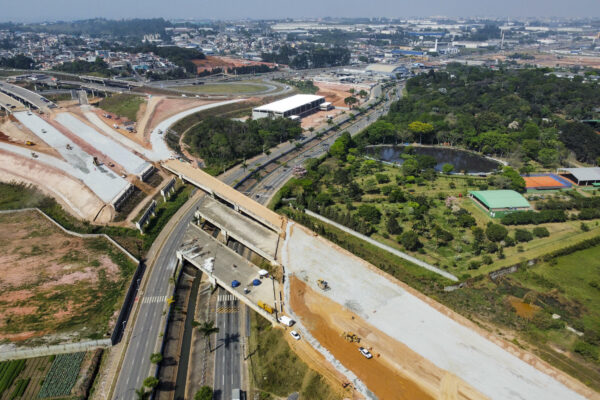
[2,0,600,23]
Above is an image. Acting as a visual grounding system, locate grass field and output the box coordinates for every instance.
[0,211,137,345]
[97,93,144,122]
[178,82,269,94]
[248,312,340,400]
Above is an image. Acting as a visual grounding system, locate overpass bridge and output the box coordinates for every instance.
[0,91,27,113]
[80,75,143,88]
[163,159,287,236]
[176,221,281,323]
[0,81,56,111]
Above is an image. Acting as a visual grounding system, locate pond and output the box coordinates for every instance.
[365,145,502,174]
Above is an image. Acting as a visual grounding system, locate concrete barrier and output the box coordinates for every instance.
[112,183,135,211]
[160,178,176,201]
[0,339,111,361]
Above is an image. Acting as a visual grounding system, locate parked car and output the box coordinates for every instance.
[358,347,372,359]
[290,330,301,340]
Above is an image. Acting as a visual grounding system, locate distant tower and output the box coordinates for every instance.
[434,38,438,52]
[500,30,505,50]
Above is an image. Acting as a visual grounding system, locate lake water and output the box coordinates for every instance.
[365,145,502,174]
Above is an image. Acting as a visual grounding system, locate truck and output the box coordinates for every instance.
[278,315,295,327]
[257,300,274,314]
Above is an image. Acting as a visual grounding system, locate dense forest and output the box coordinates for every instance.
[53,57,121,77]
[261,45,350,69]
[359,65,600,166]
[183,116,303,170]
[0,54,35,69]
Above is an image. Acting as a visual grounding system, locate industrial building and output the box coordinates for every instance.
[557,167,600,186]
[365,63,410,78]
[469,190,531,217]
[252,94,325,120]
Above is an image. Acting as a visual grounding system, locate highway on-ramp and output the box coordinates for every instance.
[112,82,400,399]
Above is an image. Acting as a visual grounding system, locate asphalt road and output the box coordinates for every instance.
[213,290,241,400]
[113,81,400,399]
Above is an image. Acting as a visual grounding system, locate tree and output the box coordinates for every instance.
[357,204,381,224]
[150,353,163,364]
[344,96,358,108]
[386,216,402,235]
[532,227,549,237]
[402,158,419,176]
[399,231,420,251]
[136,388,150,400]
[196,320,220,351]
[408,121,434,144]
[194,386,214,400]
[442,163,454,175]
[358,89,368,98]
[486,224,508,242]
[143,377,159,389]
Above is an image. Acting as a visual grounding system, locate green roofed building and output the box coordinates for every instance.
[469,190,531,218]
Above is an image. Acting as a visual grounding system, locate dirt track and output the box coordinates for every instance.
[289,277,485,400]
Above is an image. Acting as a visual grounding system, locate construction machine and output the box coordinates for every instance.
[25,141,35,146]
[317,279,329,290]
[342,331,360,343]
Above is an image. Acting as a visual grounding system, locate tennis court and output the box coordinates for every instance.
[523,174,572,190]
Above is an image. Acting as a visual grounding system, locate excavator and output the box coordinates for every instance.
[317,279,329,290]
[342,331,360,343]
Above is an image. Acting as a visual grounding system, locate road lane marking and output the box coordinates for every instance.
[142,295,168,304]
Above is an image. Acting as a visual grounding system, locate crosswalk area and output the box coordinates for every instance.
[217,294,239,313]
[142,295,167,304]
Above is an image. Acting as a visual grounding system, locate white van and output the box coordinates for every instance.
[278,315,295,327]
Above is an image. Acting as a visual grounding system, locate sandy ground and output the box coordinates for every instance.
[301,108,345,131]
[484,52,600,69]
[0,210,120,344]
[282,222,597,400]
[315,82,369,108]
[0,149,109,222]
[289,277,484,400]
[192,56,277,73]
[0,116,62,158]
[142,97,213,141]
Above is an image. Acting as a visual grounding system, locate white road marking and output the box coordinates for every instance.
[142,295,167,304]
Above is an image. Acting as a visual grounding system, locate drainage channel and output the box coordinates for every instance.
[173,268,201,400]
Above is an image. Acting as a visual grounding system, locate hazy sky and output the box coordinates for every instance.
[2,0,600,22]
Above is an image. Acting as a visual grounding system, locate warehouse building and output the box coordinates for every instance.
[557,167,600,186]
[469,190,531,218]
[252,94,325,120]
[365,63,410,78]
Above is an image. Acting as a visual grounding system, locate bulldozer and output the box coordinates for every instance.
[342,331,360,343]
[317,279,329,291]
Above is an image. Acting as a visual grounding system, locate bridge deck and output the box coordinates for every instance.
[196,196,279,263]
[163,159,286,235]
[0,91,27,112]
[180,223,280,322]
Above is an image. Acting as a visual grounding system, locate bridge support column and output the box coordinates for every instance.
[208,275,217,288]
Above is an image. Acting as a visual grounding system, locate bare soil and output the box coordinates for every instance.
[192,56,278,73]
[0,210,125,345]
[315,82,368,108]
[289,277,486,400]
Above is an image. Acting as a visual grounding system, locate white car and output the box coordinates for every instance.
[290,330,301,340]
[358,347,372,359]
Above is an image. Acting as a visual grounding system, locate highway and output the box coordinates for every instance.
[113,81,400,400]
[0,81,56,110]
[213,291,241,400]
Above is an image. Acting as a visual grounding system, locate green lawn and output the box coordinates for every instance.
[178,82,269,94]
[97,93,144,122]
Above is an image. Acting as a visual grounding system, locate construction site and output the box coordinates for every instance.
[163,159,598,400]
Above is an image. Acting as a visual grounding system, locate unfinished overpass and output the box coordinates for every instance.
[163,159,286,266]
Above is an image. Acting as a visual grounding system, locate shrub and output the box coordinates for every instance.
[399,231,420,251]
[194,386,213,400]
[573,340,599,362]
[486,224,508,242]
[469,260,482,270]
[514,229,533,242]
[143,377,159,388]
[532,227,550,238]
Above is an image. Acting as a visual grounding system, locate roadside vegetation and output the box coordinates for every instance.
[275,78,319,94]
[365,64,600,167]
[248,313,340,400]
[183,116,302,174]
[98,93,144,122]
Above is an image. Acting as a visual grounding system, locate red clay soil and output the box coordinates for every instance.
[192,56,277,73]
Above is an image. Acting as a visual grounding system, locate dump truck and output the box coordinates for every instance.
[93,156,101,166]
[342,332,360,343]
[257,300,274,314]
[66,144,72,150]
[317,279,329,290]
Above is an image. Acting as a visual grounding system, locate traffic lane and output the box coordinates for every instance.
[114,205,197,398]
